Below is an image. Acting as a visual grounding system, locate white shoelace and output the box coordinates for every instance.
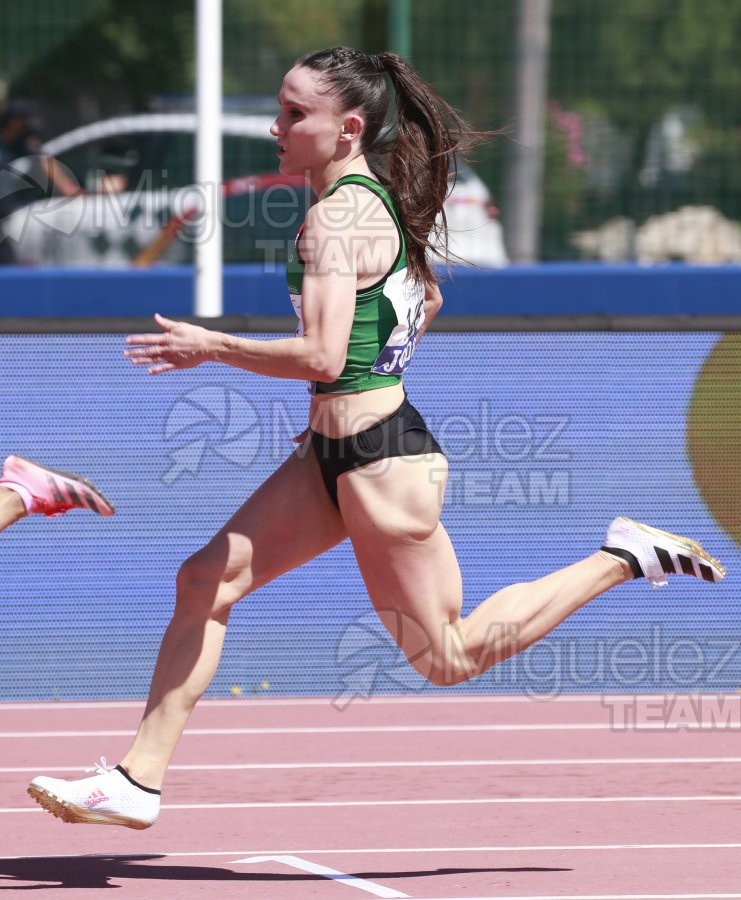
[84,756,111,775]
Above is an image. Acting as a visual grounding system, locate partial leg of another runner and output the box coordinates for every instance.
[0,454,115,529]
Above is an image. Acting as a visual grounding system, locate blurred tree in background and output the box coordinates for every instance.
[223,0,364,95]
[3,0,194,133]
[1,0,739,260]
[546,0,741,256]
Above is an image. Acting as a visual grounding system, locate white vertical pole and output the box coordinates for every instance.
[194,0,223,316]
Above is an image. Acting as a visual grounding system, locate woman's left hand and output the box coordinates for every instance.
[124,313,218,374]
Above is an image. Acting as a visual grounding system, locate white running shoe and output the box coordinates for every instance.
[27,758,160,829]
[602,516,727,588]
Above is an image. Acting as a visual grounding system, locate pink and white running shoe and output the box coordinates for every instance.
[0,455,114,517]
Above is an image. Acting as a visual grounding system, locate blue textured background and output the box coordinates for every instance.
[1,332,739,700]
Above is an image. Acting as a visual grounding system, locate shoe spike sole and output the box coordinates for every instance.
[27,783,151,830]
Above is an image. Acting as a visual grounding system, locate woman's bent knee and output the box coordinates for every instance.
[425,661,478,687]
[175,550,247,619]
[406,646,479,687]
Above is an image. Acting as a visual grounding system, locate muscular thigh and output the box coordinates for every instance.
[338,454,464,668]
[190,441,347,604]
[338,452,449,541]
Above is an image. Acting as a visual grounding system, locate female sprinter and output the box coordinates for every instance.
[28,47,725,829]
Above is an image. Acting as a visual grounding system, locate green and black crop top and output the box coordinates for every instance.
[285,174,425,394]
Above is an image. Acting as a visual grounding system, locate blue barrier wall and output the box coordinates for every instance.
[1,331,739,701]
[1,263,741,317]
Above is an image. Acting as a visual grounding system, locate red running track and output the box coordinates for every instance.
[1,694,740,899]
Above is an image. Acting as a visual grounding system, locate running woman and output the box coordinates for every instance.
[28,47,725,830]
[0,455,114,527]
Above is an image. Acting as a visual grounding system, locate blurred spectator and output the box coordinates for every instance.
[0,98,83,263]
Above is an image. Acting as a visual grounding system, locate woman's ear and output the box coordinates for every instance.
[340,112,364,143]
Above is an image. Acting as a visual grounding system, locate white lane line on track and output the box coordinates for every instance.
[358,896,741,899]
[385,895,741,899]
[3,844,741,859]
[3,756,741,774]
[5,795,741,813]
[2,722,740,737]
[0,694,697,710]
[236,855,410,898]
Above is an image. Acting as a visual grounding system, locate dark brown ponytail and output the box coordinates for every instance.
[297,46,496,285]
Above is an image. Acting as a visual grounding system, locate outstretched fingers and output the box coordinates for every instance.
[124,313,179,374]
[124,348,175,373]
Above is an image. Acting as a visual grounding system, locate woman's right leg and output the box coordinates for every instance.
[118,445,346,790]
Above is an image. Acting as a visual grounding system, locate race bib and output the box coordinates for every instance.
[371,268,425,376]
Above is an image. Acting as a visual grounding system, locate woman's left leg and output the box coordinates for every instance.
[339,454,632,686]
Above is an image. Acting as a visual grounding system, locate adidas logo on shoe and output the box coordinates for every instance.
[84,788,111,808]
[603,516,726,588]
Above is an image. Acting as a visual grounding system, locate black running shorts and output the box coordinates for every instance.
[309,396,445,508]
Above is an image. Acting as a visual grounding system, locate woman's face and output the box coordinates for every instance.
[271,65,349,179]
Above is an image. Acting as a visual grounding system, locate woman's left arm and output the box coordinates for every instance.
[414,281,443,345]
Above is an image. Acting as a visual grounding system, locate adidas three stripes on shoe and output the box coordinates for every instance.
[602,516,726,588]
[0,455,115,517]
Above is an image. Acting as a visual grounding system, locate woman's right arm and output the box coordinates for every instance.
[125,202,359,380]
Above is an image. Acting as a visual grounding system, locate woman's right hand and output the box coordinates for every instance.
[125,313,219,374]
